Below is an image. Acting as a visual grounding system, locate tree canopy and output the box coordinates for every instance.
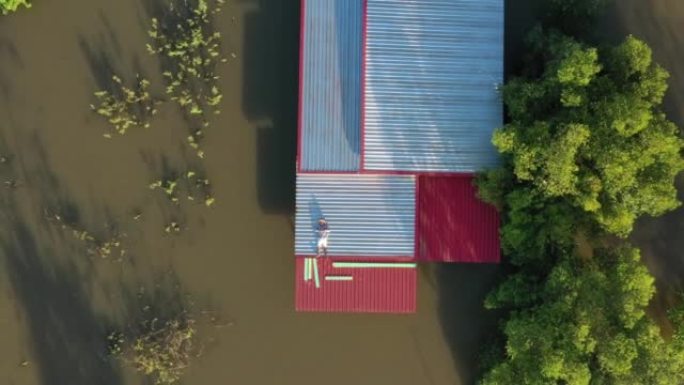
[475,14,684,385]
[482,247,684,385]
[479,32,684,256]
[0,0,30,15]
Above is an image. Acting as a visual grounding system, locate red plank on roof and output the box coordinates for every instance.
[416,175,500,263]
[295,257,417,313]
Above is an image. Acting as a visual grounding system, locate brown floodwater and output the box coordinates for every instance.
[1,1,681,384]
[0,1,504,384]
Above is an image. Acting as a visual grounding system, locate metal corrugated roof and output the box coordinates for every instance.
[363,0,503,172]
[300,0,362,171]
[295,173,415,257]
[416,175,500,263]
[295,257,417,313]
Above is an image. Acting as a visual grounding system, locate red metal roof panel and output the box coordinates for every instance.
[295,257,417,313]
[416,175,500,263]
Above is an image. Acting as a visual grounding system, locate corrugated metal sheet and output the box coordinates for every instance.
[295,173,415,256]
[295,257,417,313]
[300,0,362,171]
[416,175,500,263]
[363,0,504,172]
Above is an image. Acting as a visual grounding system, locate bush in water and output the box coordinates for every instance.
[1,0,30,15]
[91,75,159,137]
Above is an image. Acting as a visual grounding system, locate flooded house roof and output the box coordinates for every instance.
[295,257,417,313]
[416,175,500,263]
[363,0,503,172]
[299,0,362,171]
[295,173,415,257]
[295,0,503,313]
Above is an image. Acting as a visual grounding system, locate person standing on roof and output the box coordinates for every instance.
[316,217,330,257]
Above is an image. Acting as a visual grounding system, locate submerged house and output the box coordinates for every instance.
[295,0,504,313]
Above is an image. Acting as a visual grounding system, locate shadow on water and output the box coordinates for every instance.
[0,38,22,101]
[2,218,122,385]
[0,134,123,385]
[431,2,543,383]
[503,0,545,79]
[436,263,502,385]
[77,31,122,94]
[241,0,297,215]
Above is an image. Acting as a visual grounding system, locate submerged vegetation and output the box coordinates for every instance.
[91,75,159,137]
[108,288,199,385]
[0,0,30,15]
[112,318,197,385]
[88,0,226,210]
[477,1,684,384]
[146,0,227,160]
[129,319,196,385]
[146,0,226,120]
[46,210,127,260]
[149,169,214,207]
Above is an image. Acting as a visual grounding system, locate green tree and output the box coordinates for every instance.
[479,33,684,240]
[0,0,30,14]
[475,27,684,385]
[482,247,684,385]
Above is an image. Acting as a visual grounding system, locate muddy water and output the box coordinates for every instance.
[0,0,507,384]
[5,1,678,384]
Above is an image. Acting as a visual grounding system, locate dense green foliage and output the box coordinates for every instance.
[479,32,684,260]
[482,247,684,385]
[475,3,684,384]
[0,0,30,15]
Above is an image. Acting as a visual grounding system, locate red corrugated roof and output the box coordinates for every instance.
[295,257,417,313]
[416,175,500,263]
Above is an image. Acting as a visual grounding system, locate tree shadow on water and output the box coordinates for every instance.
[436,263,502,385]
[0,130,123,385]
[1,208,122,385]
[241,0,298,215]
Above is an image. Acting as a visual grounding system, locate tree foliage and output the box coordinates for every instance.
[479,33,684,240]
[0,0,30,15]
[482,247,684,385]
[475,17,684,385]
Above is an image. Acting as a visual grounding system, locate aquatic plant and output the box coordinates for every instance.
[111,318,196,385]
[147,0,226,120]
[46,211,127,259]
[91,75,159,137]
[107,331,125,356]
[164,221,182,234]
[150,178,180,204]
[150,170,215,207]
[131,319,196,385]
[186,130,205,159]
[0,0,30,15]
